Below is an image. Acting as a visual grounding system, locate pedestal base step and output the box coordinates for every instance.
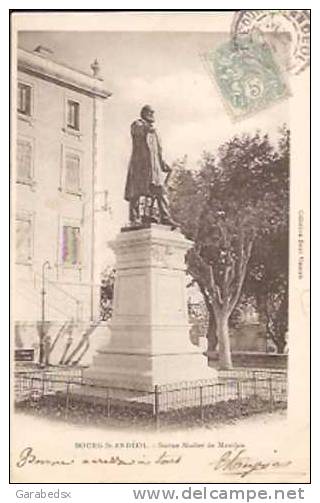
[84,350,217,391]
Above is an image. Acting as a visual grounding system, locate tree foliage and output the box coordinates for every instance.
[169,127,289,367]
[100,268,116,321]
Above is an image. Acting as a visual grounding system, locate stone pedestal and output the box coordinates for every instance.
[85,225,216,390]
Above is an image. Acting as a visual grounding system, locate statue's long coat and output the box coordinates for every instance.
[124,118,166,201]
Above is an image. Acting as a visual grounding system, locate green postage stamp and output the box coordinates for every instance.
[202,35,290,120]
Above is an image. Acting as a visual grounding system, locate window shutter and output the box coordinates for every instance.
[16,219,32,263]
[17,139,32,182]
[65,153,80,193]
[18,83,31,116]
[62,225,81,265]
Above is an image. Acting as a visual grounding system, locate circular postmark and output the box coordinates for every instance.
[231,10,310,75]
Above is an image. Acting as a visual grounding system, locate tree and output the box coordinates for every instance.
[243,128,289,353]
[245,230,289,353]
[169,128,289,368]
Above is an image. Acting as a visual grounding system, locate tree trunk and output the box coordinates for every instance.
[216,312,233,369]
[37,321,50,367]
[64,322,98,365]
[39,335,45,366]
[275,337,286,354]
[59,338,73,365]
[206,309,218,351]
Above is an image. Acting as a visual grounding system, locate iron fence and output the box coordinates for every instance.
[14,368,287,428]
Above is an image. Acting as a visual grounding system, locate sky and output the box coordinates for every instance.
[18,30,289,268]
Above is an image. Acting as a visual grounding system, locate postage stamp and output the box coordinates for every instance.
[231,10,310,75]
[202,35,290,121]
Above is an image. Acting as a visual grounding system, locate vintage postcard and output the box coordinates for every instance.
[10,10,310,483]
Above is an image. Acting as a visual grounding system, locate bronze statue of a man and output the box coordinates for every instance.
[124,105,177,227]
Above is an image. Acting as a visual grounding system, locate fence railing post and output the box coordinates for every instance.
[253,372,257,398]
[92,385,97,409]
[237,380,242,402]
[199,386,204,422]
[268,377,273,412]
[65,382,70,419]
[154,385,160,429]
[28,377,34,405]
[42,374,45,398]
[105,388,111,417]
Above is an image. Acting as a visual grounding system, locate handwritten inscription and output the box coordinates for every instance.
[16,447,181,469]
[211,449,292,478]
[16,446,292,479]
[16,447,75,468]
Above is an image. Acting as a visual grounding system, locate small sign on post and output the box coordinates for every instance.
[14,349,35,362]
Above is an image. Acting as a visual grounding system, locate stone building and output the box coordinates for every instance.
[14,46,111,365]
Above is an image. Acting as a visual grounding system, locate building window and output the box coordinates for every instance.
[66,100,80,131]
[65,152,81,194]
[17,82,32,116]
[62,225,81,266]
[17,138,33,184]
[16,215,33,264]
[60,146,82,196]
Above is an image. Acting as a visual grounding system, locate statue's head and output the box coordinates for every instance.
[140,104,155,123]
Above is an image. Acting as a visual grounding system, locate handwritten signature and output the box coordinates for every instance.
[211,449,292,478]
